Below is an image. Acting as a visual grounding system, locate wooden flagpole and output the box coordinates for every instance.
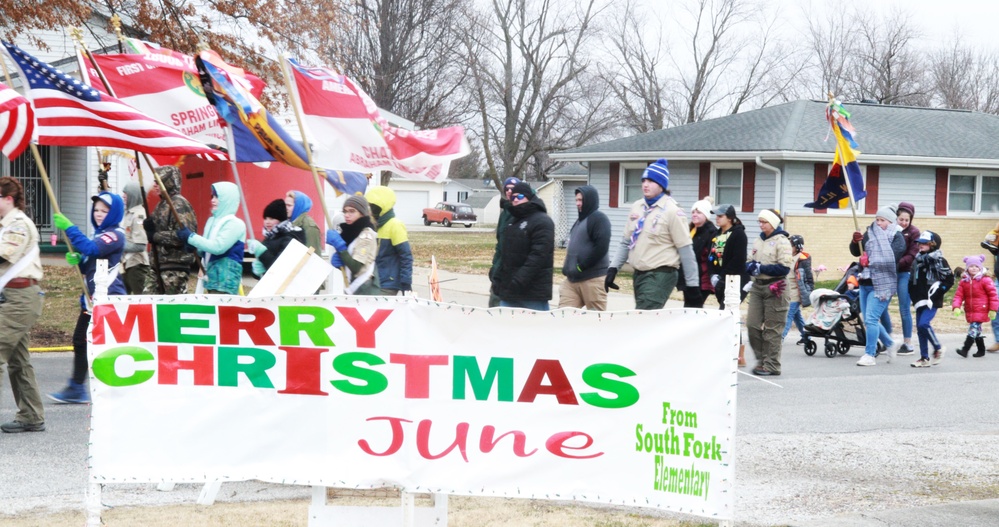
[828,92,861,232]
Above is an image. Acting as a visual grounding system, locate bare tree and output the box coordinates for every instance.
[802,8,854,100]
[846,7,929,105]
[928,39,999,113]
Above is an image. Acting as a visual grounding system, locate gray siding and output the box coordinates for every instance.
[878,164,936,214]
[59,147,91,235]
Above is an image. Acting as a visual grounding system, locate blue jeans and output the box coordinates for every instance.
[859,284,893,347]
[499,299,550,311]
[782,301,806,340]
[897,271,912,340]
[861,286,895,357]
[915,306,940,360]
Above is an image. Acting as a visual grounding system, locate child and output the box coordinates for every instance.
[120,180,152,294]
[246,199,305,277]
[783,235,814,344]
[177,182,246,295]
[908,231,953,367]
[951,254,999,358]
[325,195,381,295]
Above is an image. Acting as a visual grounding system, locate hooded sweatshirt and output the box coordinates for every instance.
[493,193,554,302]
[63,191,127,308]
[120,180,149,270]
[288,191,322,254]
[187,182,246,294]
[366,186,413,291]
[562,185,610,283]
[149,165,198,271]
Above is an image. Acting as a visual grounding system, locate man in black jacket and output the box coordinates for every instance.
[491,182,554,310]
[559,185,611,310]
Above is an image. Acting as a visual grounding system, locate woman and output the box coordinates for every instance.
[745,209,793,376]
[178,182,246,295]
[683,197,719,308]
[850,206,906,366]
[325,195,380,295]
[247,199,305,277]
[894,202,920,355]
[708,204,750,307]
[285,190,322,255]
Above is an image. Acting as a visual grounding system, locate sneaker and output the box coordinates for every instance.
[988,342,999,353]
[875,341,886,356]
[857,354,877,366]
[911,358,931,368]
[931,347,946,365]
[896,344,916,356]
[887,344,897,364]
[0,420,45,433]
[982,240,998,252]
[796,337,810,345]
[47,381,90,404]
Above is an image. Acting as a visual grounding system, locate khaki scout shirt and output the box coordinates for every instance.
[121,204,150,269]
[750,232,793,282]
[622,195,692,271]
[0,208,43,281]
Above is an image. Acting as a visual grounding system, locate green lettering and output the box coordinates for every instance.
[330,352,387,395]
[156,304,216,344]
[452,355,513,401]
[92,346,155,387]
[278,306,334,346]
[579,363,639,409]
[217,347,276,388]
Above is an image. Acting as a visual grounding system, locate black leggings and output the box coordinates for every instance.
[71,311,92,385]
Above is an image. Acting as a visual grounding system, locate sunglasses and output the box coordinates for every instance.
[512,193,527,201]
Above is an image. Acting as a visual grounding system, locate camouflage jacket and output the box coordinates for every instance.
[149,166,198,271]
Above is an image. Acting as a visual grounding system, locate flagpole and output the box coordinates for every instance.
[828,93,861,232]
[0,48,91,305]
[222,126,256,240]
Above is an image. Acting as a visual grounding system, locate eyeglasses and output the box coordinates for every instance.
[512,193,527,201]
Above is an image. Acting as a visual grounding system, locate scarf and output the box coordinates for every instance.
[630,197,663,250]
[914,250,950,284]
[865,222,897,301]
[262,219,297,240]
[339,216,374,245]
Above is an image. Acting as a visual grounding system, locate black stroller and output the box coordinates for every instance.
[801,263,867,358]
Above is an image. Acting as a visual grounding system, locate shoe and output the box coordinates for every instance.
[796,337,810,345]
[988,342,999,353]
[0,420,45,433]
[857,354,877,366]
[982,240,998,252]
[931,347,946,365]
[875,341,886,356]
[896,344,916,356]
[911,358,931,368]
[751,367,780,376]
[47,380,90,404]
[957,337,972,358]
[887,344,897,364]
[974,337,986,357]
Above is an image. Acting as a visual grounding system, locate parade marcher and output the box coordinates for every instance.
[366,186,413,296]
[708,204,750,306]
[745,209,793,376]
[850,207,906,366]
[492,182,554,310]
[893,202,920,355]
[177,182,246,295]
[246,199,305,277]
[0,177,46,432]
[50,191,126,404]
[285,190,322,255]
[981,221,999,352]
[326,195,380,295]
[683,197,719,308]
[559,185,611,310]
[142,166,197,294]
[120,180,152,294]
[606,159,699,309]
[782,234,814,345]
[909,231,952,367]
[952,254,999,359]
[489,177,520,307]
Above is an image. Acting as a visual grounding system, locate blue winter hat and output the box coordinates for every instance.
[503,177,521,188]
[642,159,670,191]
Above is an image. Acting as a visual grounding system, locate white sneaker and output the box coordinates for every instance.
[931,347,946,365]
[887,343,897,364]
[857,354,877,366]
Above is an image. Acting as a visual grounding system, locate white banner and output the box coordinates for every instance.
[88,296,739,519]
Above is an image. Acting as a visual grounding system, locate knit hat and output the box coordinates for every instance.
[758,209,781,230]
[511,181,534,198]
[896,201,915,219]
[344,194,371,217]
[963,254,986,269]
[691,196,714,218]
[641,159,670,192]
[263,199,288,221]
[503,177,521,189]
[875,206,897,223]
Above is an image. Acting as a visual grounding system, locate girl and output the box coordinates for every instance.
[894,202,920,355]
[285,190,322,255]
[247,199,305,277]
[178,182,245,295]
[325,195,380,295]
[849,207,905,366]
[952,254,999,358]
[683,197,719,308]
[708,204,749,307]
[783,235,814,345]
[908,231,953,367]
[745,209,793,376]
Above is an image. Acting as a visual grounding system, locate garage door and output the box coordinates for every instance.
[392,190,430,225]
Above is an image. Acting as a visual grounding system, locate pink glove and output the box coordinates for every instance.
[769,280,786,297]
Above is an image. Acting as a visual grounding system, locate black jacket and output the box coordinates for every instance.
[258,225,307,270]
[492,196,554,302]
[708,222,750,287]
[562,185,611,283]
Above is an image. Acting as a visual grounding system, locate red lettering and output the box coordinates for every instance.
[335,307,392,348]
[358,416,412,456]
[517,359,579,405]
[417,419,469,461]
[218,306,276,346]
[480,425,537,457]
[91,304,155,344]
[278,346,328,396]
[545,431,603,459]
[389,354,449,398]
[158,345,214,385]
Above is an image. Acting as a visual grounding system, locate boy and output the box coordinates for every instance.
[909,231,953,367]
[783,235,814,344]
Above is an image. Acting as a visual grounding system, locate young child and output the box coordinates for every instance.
[908,231,953,367]
[177,182,246,295]
[783,235,814,344]
[246,199,305,278]
[951,254,999,358]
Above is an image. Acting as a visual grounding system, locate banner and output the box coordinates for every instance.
[87,296,738,519]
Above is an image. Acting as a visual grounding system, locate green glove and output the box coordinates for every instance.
[65,251,82,266]
[991,311,996,321]
[954,308,963,317]
[53,213,74,231]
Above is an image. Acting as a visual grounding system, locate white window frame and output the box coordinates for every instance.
[817,164,868,216]
[711,163,743,210]
[948,169,999,215]
[618,163,648,206]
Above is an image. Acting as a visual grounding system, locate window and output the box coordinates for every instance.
[621,165,646,204]
[714,165,742,207]
[4,145,52,230]
[949,171,999,213]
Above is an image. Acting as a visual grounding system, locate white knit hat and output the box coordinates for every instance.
[690,196,715,219]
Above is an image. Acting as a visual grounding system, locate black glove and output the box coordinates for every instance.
[685,286,703,305]
[604,268,619,292]
[143,217,156,242]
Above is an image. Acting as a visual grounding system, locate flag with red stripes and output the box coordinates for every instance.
[0,82,33,159]
[1,41,227,160]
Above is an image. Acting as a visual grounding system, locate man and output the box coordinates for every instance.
[142,165,198,294]
[559,185,611,310]
[365,186,413,295]
[606,158,700,310]
[491,182,554,310]
[0,176,46,433]
[488,177,520,307]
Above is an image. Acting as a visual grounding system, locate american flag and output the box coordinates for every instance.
[1,42,227,160]
[0,82,32,159]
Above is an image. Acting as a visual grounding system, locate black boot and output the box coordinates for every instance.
[957,336,973,358]
[974,337,987,357]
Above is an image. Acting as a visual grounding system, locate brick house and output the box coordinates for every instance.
[550,100,999,277]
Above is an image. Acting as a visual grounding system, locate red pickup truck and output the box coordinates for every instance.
[422,202,478,228]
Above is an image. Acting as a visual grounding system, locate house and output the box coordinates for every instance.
[550,100,999,273]
[545,163,589,247]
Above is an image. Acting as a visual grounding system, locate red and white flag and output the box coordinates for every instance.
[1,41,227,160]
[0,82,32,159]
[288,59,469,181]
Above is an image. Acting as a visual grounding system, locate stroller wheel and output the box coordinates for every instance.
[825,341,837,358]
[804,340,817,356]
[838,342,851,355]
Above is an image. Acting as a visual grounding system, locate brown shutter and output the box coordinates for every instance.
[741,162,756,213]
[812,163,827,214]
[609,162,619,208]
[935,167,949,215]
[698,162,711,200]
[864,165,879,214]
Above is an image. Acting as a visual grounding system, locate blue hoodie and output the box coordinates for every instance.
[63,191,127,307]
[187,182,246,294]
[289,191,312,220]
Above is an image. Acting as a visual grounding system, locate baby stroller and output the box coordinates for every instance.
[801,263,867,358]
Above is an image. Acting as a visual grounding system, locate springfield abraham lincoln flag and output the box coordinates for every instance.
[1,42,226,159]
[805,99,867,209]
[288,59,470,181]
[87,295,739,520]
[0,82,32,158]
